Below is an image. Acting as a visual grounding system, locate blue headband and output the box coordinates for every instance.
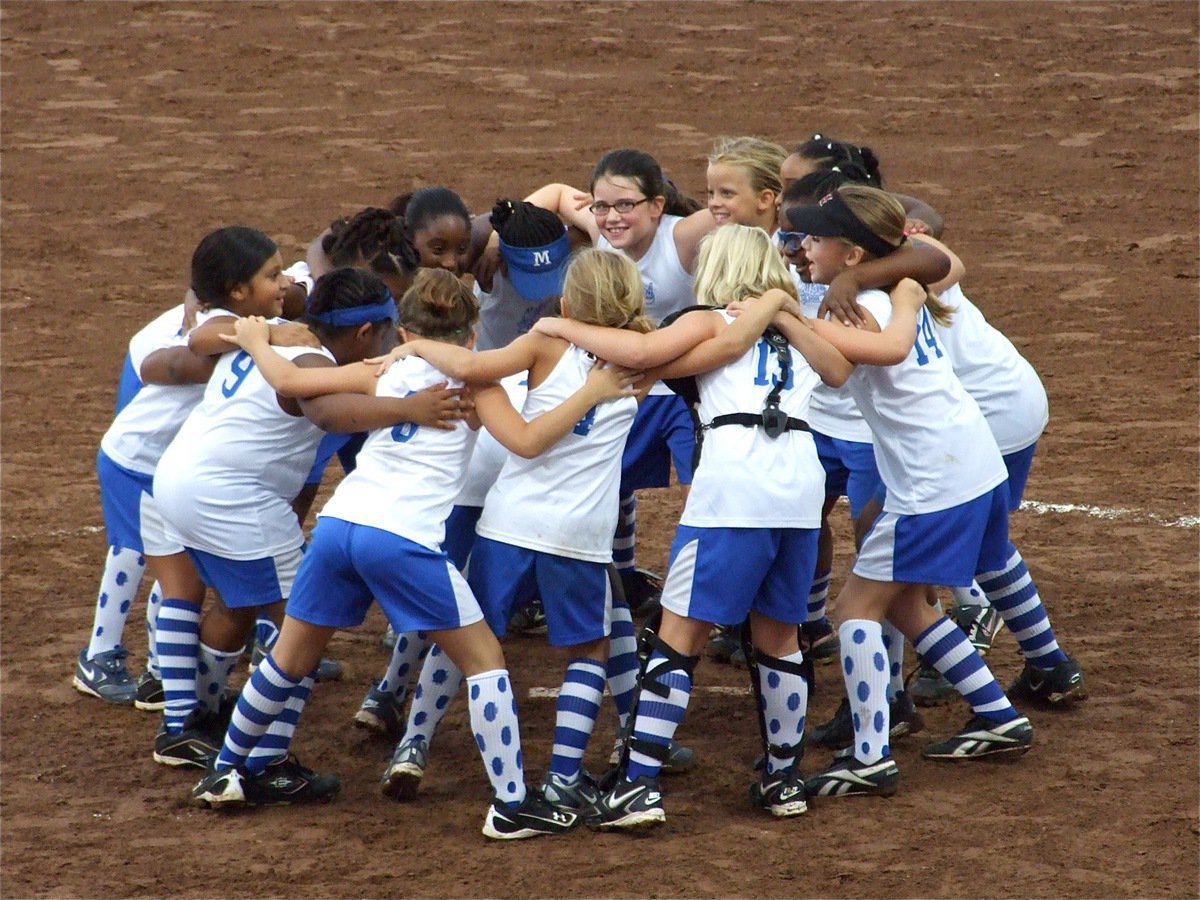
[307,295,398,327]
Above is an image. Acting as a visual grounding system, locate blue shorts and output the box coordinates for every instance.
[854,484,1011,587]
[444,505,483,572]
[813,431,882,518]
[620,394,695,492]
[467,537,611,647]
[305,432,353,486]
[286,517,483,632]
[1002,443,1037,509]
[659,526,818,626]
[187,545,304,609]
[97,449,152,552]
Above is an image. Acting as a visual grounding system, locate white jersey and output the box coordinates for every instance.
[799,283,873,443]
[474,274,560,352]
[476,344,637,562]
[844,290,1006,516]
[933,283,1048,454]
[101,305,223,474]
[320,357,478,551]
[454,373,528,508]
[154,340,334,559]
[682,312,824,528]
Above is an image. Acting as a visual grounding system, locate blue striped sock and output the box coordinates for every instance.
[807,569,831,622]
[217,655,301,772]
[378,630,430,700]
[157,598,201,733]
[549,658,607,780]
[914,617,1017,723]
[606,599,638,727]
[404,643,463,744]
[626,651,692,782]
[467,669,525,807]
[840,620,890,764]
[979,546,1068,669]
[612,493,637,574]
[87,546,145,658]
[880,621,906,702]
[248,672,315,774]
[144,581,163,679]
[758,650,808,774]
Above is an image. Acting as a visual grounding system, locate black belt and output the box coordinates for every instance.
[704,411,810,438]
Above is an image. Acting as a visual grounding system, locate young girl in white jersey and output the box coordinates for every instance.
[76,300,225,708]
[526,150,717,612]
[151,261,455,769]
[775,185,1075,797]
[192,268,637,840]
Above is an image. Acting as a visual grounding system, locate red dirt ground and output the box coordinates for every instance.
[2,2,1197,897]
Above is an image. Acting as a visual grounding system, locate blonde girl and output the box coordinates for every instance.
[774,185,1069,798]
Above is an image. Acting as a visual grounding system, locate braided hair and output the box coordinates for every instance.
[490,198,565,247]
[793,134,884,187]
[322,207,418,279]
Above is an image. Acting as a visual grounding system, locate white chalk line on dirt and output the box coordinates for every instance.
[1018,500,1198,529]
[7,498,1196,543]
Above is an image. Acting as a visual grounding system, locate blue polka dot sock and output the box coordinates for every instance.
[838,619,890,764]
[951,579,989,609]
[254,615,280,653]
[757,650,808,775]
[86,546,145,658]
[217,654,301,772]
[466,669,525,807]
[880,621,906,702]
[625,651,693,783]
[978,546,1069,670]
[157,597,202,734]
[612,493,637,574]
[378,630,431,700]
[197,642,240,714]
[807,569,831,622]
[549,658,607,781]
[606,598,638,729]
[404,643,463,745]
[248,672,315,775]
[144,581,163,679]
[913,617,1017,723]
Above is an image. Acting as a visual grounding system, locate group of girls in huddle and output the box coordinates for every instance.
[79,131,1083,842]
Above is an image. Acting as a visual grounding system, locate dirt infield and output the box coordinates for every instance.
[2,2,1197,897]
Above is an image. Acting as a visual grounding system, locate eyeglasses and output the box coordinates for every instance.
[778,230,807,253]
[588,198,650,216]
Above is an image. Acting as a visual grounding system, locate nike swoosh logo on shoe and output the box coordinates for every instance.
[608,785,647,808]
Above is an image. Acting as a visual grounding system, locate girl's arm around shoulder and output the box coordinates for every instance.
[671,208,719,273]
[769,312,854,388]
[140,346,217,386]
[532,310,720,370]
[818,241,953,327]
[189,315,319,357]
[475,360,640,459]
[909,234,964,293]
[809,280,924,367]
[524,183,599,240]
[650,289,790,381]
[393,332,544,383]
[221,317,379,398]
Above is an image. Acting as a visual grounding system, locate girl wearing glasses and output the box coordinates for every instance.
[525,149,717,623]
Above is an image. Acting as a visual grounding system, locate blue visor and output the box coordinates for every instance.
[499,232,571,302]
